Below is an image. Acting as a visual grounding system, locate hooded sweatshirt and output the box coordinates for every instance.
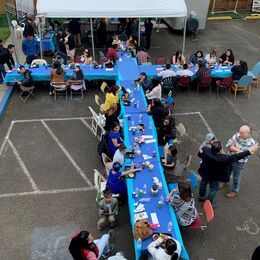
[199,133,215,151]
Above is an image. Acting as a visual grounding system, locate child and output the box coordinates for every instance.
[199,133,215,152]
[97,188,118,230]
[162,145,177,170]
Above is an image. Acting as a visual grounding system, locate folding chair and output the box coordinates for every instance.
[11,20,24,38]
[31,59,47,66]
[69,80,84,100]
[248,62,260,88]
[161,77,176,92]
[52,82,68,101]
[173,123,186,145]
[19,85,36,103]
[95,94,103,106]
[101,152,113,177]
[100,82,108,94]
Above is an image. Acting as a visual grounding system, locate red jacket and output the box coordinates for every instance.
[106,48,119,60]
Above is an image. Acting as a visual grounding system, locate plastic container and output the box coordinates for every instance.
[137,238,142,249]
[167,221,173,232]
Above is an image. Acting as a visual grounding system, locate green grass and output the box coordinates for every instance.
[0,14,10,42]
[208,11,252,19]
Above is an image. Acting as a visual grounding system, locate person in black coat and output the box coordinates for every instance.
[231,60,248,81]
[14,65,33,88]
[148,98,168,128]
[68,18,81,48]
[0,44,15,83]
[104,103,120,131]
[144,18,153,50]
[23,13,36,38]
[157,115,176,145]
[198,141,258,206]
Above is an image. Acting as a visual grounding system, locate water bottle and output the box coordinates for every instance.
[149,121,152,130]
[167,221,173,232]
[137,84,140,91]
[139,114,143,123]
[129,145,132,152]
[136,100,140,108]
[131,162,135,170]
[137,238,142,249]
[135,187,140,198]
[131,120,135,127]
[143,184,147,194]
[160,195,164,205]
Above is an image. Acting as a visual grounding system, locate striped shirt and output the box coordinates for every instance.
[136,51,150,64]
[166,194,197,226]
[226,133,255,163]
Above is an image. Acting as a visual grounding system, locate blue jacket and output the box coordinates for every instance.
[22,38,39,57]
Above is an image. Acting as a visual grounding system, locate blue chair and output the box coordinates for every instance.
[231,75,252,99]
[248,62,260,87]
[187,170,198,189]
[168,182,178,192]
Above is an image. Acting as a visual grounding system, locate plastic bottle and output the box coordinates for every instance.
[131,120,135,127]
[139,114,143,123]
[137,238,142,249]
[135,187,139,198]
[160,195,164,205]
[131,162,135,169]
[136,100,140,108]
[167,221,173,232]
[143,184,147,194]
[149,121,152,130]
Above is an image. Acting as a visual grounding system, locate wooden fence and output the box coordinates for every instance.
[209,0,253,12]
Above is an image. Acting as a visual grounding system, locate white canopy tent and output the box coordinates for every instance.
[37,0,187,59]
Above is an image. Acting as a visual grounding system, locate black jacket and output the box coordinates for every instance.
[148,106,167,128]
[68,19,81,34]
[198,147,250,182]
[158,123,176,145]
[66,35,76,50]
[23,20,35,38]
[231,65,247,81]
[0,49,15,70]
[21,70,33,87]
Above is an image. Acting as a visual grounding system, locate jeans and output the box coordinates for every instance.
[199,177,219,203]
[94,233,110,259]
[0,64,6,83]
[231,162,245,193]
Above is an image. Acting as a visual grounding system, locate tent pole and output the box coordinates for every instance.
[90,18,95,62]
[138,18,141,46]
[182,17,187,55]
[38,18,43,60]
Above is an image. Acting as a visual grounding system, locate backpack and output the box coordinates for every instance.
[97,131,112,158]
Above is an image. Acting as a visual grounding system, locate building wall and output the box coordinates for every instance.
[209,0,253,12]
[0,0,15,13]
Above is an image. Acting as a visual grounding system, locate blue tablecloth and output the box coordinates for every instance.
[4,65,118,83]
[40,33,55,52]
[139,64,232,79]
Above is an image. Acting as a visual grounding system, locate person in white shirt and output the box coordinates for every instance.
[148,235,181,260]
[112,143,126,165]
[205,49,217,65]
[146,80,162,101]
[176,64,194,77]
[157,64,177,79]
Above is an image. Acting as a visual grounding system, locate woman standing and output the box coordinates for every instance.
[64,29,76,63]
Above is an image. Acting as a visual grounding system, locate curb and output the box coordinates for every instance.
[207,16,232,20]
[0,86,13,119]
[244,15,260,20]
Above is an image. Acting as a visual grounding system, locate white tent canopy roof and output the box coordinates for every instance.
[37,0,187,18]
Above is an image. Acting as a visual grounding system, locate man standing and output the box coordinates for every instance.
[225,125,256,198]
[0,44,15,83]
[198,141,258,207]
[144,18,153,50]
[68,18,81,48]
[22,35,39,65]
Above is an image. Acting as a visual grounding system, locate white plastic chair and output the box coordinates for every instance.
[101,153,113,177]
[69,80,84,100]
[31,59,47,66]
[11,20,24,38]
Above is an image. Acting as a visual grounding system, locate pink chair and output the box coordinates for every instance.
[155,56,166,65]
[216,77,233,98]
[197,76,212,96]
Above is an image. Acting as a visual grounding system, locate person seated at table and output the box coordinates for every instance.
[80,49,93,65]
[231,60,248,81]
[101,85,120,112]
[171,50,186,66]
[139,72,152,91]
[22,35,39,65]
[104,57,115,68]
[106,44,119,61]
[108,122,124,157]
[148,235,181,260]
[51,20,63,33]
[148,98,168,128]
[157,115,176,145]
[64,28,76,64]
[205,49,217,65]
[166,182,198,227]
[162,145,178,171]
[113,143,126,165]
[0,44,15,83]
[189,50,205,65]
[136,46,150,65]
[49,61,66,95]
[176,64,194,77]
[195,61,211,80]
[104,103,120,131]
[67,65,86,90]
[157,64,176,79]
[97,188,118,230]
[219,49,234,65]
[53,51,68,65]
[107,162,140,197]
[146,79,162,101]
[126,35,137,49]
[69,230,114,259]
[14,65,33,89]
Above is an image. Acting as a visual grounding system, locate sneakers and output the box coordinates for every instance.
[225,191,238,198]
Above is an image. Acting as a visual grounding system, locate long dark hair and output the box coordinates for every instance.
[174,50,182,63]
[53,61,63,75]
[108,85,119,96]
[178,182,192,202]
[75,66,84,80]
[225,49,234,60]
[69,231,98,259]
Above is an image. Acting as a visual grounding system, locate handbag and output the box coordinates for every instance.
[133,219,152,240]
